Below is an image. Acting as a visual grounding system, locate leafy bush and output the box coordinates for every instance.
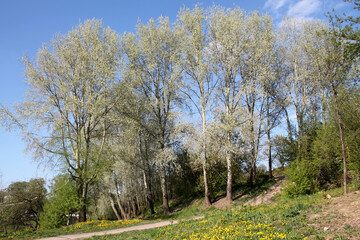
[284,160,319,198]
[40,175,80,229]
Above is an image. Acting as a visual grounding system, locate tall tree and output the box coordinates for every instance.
[278,18,322,156]
[207,6,246,202]
[0,19,121,221]
[311,24,357,194]
[122,17,184,214]
[238,11,274,184]
[178,6,217,206]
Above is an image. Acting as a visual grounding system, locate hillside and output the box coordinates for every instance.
[89,180,360,240]
[308,190,360,240]
[2,178,359,240]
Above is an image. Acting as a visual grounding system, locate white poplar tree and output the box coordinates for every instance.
[122,17,184,214]
[0,19,121,222]
[278,18,322,154]
[178,6,217,206]
[238,12,275,184]
[207,6,247,202]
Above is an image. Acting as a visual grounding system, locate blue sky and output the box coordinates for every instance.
[0,0,353,188]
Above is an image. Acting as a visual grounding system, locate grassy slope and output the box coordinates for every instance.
[90,186,360,239]
[2,178,359,240]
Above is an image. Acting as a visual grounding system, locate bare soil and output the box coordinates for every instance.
[309,190,360,240]
[244,176,285,207]
[212,196,232,209]
[211,176,285,209]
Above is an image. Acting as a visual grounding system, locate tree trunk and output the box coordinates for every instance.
[131,199,138,217]
[143,169,155,215]
[79,204,86,222]
[160,166,170,214]
[202,109,211,206]
[284,108,293,142]
[109,195,121,220]
[147,193,155,215]
[267,96,273,178]
[115,183,128,219]
[296,110,304,154]
[126,205,131,219]
[203,163,211,206]
[250,150,257,185]
[249,117,257,186]
[136,196,141,213]
[321,88,327,126]
[140,134,155,215]
[333,88,347,194]
[78,182,88,222]
[268,134,272,178]
[226,130,233,202]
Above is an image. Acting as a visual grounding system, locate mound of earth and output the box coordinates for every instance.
[212,176,285,209]
[244,176,285,207]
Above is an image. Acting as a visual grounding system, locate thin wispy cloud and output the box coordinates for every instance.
[264,0,328,27]
[264,0,289,11]
[287,0,322,18]
[334,1,348,10]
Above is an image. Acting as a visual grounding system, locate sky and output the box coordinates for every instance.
[0,0,354,188]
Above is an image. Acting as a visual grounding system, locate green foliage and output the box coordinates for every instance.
[284,160,319,198]
[333,0,360,58]
[288,86,360,197]
[311,125,342,187]
[40,175,80,229]
[0,179,46,231]
[272,135,296,167]
[350,173,360,190]
[340,87,360,176]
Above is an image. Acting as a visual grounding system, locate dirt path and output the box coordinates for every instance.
[212,176,286,209]
[36,216,204,240]
[244,176,285,206]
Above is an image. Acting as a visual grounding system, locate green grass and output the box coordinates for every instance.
[89,195,319,239]
[90,188,357,240]
[1,181,356,240]
[0,219,145,239]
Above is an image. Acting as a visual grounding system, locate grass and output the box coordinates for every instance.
[0,219,144,239]
[0,195,208,240]
[90,195,320,239]
[90,188,357,240]
[1,181,357,240]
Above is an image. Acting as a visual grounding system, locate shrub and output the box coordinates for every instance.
[40,175,80,229]
[284,160,319,198]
